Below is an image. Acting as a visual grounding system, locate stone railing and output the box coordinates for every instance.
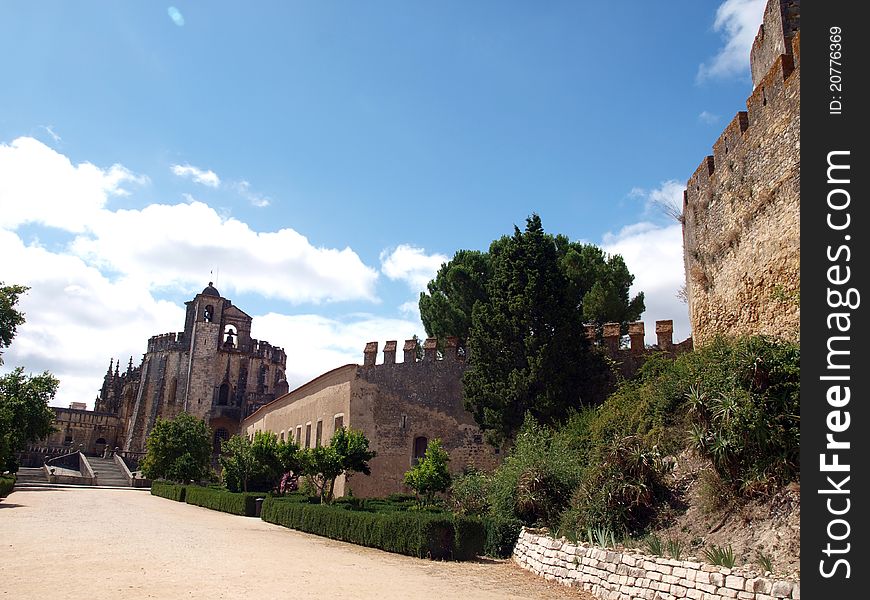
[513,528,799,600]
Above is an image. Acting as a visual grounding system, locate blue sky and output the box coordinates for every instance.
[0,1,767,407]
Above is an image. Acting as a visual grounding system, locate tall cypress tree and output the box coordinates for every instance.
[463,215,610,444]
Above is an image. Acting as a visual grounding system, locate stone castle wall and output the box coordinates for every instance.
[682,0,800,345]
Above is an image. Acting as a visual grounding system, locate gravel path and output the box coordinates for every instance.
[1,486,593,600]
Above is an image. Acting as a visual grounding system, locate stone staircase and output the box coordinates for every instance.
[13,467,48,485]
[88,457,131,487]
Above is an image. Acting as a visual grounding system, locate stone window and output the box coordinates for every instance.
[166,377,178,404]
[334,414,344,432]
[315,420,323,447]
[218,383,230,406]
[280,431,285,442]
[204,305,214,322]
[305,423,311,449]
[213,428,230,453]
[296,426,302,444]
[412,436,428,465]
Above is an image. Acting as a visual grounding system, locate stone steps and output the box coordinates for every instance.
[13,467,47,485]
[88,458,131,487]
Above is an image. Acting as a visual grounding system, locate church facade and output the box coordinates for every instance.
[95,283,288,453]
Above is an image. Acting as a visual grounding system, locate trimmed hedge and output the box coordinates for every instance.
[0,475,15,498]
[482,516,522,558]
[261,497,485,560]
[185,486,262,517]
[150,480,187,502]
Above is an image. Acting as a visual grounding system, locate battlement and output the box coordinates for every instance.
[684,45,798,218]
[363,337,465,366]
[749,0,800,88]
[681,0,800,345]
[585,319,693,355]
[362,323,690,371]
[248,338,286,364]
[147,332,186,353]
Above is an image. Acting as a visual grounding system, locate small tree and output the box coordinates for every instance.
[0,368,58,473]
[404,438,451,506]
[221,431,301,493]
[0,283,59,474]
[140,412,211,483]
[299,426,375,503]
[219,434,260,493]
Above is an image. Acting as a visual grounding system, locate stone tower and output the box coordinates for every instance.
[97,283,288,452]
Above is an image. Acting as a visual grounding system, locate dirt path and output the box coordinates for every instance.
[1,486,593,600]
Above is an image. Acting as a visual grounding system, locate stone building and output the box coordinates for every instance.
[243,320,690,498]
[96,283,288,453]
[242,338,501,498]
[682,0,800,345]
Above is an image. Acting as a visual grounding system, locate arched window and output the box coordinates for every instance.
[204,305,214,322]
[218,383,230,406]
[213,428,230,453]
[412,436,428,465]
[223,325,237,348]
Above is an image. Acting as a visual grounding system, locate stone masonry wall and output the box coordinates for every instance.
[682,0,799,346]
[513,528,800,600]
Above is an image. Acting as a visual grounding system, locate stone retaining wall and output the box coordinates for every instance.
[512,528,799,600]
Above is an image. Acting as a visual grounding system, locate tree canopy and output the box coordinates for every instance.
[419,225,644,345]
[404,438,451,506]
[220,431,300,493]
[140,412,212,483]
[436,216,618,444]
[0,368,58,473]
[0,283,29,366]
[299,426,375,503]
[0,283,58,474]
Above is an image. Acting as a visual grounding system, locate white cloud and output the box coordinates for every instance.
[68,200,379,304]
[698,110,720,124]
[0,230,184,408]
[0,137,146,232]
[41,125,62,143]
[252,312,424,389]
[380,245,447,291]
[698,0,766,81]
[1,138,379,305]
[602,222,690,345]
[0,137,391,408]
[171,163,221,188]
[630,179,685,222]
[235,180,271,208]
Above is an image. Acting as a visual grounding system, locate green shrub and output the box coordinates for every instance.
[184,486,262,516]
[481,515,522,558]
[488,414,581,529]
[404,438,451,506]
[560,435,671,535]
[261,497,483,560]
[686,336,800,493]
[150,480,187,502]
[0,474,15,497]
[704,544,736,568]
[451,516,487,561]
[449,467,491,516]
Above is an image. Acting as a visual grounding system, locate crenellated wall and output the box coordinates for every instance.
[683,0,800,345]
